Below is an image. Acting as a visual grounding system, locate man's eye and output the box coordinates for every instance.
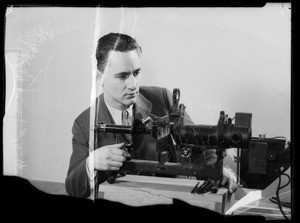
[133,71,140,77]
[117,74,128,79]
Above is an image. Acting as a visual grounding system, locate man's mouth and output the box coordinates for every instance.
[125,92,137,98]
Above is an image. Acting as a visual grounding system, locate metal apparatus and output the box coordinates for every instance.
[95,89,290,191]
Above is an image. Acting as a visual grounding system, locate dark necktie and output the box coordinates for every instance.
[122,109,132,126]
[122,109,132,144]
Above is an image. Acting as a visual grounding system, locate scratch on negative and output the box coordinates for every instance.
[28,48,58,89]
[133,188,173,200]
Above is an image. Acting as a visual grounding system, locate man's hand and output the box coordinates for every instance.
[204,149,239,193]
[88,142,131,171]
[221,166,239,193]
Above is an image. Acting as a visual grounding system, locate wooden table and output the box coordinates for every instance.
[29,176,291,219]
[97,175,241,214]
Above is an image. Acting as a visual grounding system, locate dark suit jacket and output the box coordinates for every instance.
[65,86,193,198]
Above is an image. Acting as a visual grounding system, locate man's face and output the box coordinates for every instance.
[101,50,141,110]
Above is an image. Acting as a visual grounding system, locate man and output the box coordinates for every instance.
[65,33,238,198]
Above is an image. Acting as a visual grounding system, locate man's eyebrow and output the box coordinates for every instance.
[133,68,141,73]
[115,68,141,76]
[115,71,130,76]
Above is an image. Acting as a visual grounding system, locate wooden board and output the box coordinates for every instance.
[98,175,237,214]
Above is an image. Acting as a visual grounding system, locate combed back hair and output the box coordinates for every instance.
[96,33,142,72]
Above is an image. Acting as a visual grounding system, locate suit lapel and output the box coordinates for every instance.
[94,94,116,147]
[130,93,155,155]
[96,94,115,125]
[134,92,153,119]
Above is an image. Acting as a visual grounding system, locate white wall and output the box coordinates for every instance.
[4,4,291,183]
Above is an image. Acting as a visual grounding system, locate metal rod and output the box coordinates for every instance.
[96,124,133,134]
[121,159,223,180]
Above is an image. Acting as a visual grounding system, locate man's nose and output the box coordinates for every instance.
[126,74,138,90]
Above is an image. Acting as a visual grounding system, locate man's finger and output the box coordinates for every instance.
[228,180,238,193]
[221,175,228,186]
[111,148,124,155]
[122,150,131,158]
[107,160,123,168]
[111,154,126,162]
[111,142,125,148]
[107,166,120,171]
[111,147,131,158]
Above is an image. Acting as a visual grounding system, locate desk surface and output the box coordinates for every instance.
[29,177,291,220]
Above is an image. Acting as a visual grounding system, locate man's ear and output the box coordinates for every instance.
[96,69,102,81]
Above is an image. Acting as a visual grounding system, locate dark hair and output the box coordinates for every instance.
[96,33,142,72]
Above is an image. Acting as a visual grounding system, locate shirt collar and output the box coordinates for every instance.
[104,98,133,124]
